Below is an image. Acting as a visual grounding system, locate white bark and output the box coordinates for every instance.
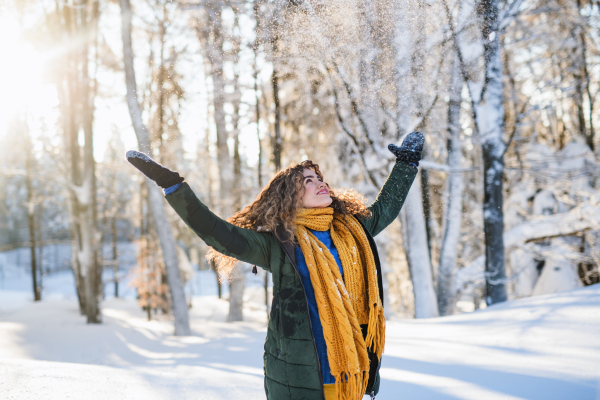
[229,23,245,322]
[437,53,465,316]
[509,248,538,298]
[120,0,190,336]
[227,264,246,322]
[195,3,243,321]
[400,176,439,318]
[77,168,99,322]
[394,0,412,136]
[53,1,101,323]
[358,0,382,139]
[65,137,99,322]
[394,0,438,318]
[200,5,234,213]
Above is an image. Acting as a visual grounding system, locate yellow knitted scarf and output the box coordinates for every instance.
[295,207,385,400]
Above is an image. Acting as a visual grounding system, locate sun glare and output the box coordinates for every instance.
[0,13,54,136]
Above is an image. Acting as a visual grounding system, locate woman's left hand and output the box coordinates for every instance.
[388,131,425,166]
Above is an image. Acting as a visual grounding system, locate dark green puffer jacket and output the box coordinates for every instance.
[166,162,417,400]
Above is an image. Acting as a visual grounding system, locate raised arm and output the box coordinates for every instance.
[165,183,274,271]
[126,151,274,271]
[359,132,423,237]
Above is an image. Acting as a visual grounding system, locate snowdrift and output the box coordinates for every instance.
[1,284,599,400]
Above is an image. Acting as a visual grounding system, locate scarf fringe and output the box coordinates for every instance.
[334,371,369,400]
[365,305,385,359]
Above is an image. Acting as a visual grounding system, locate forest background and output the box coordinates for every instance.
[0,0,599,335]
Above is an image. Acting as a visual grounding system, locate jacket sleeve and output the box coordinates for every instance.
[165,183,274,272]
[359,162,418,237]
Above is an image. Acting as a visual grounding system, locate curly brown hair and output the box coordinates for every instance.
[207,160,372,281]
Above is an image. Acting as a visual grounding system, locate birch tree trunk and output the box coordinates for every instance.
[476,0,507,305]
[62,76,100,323]
[120,0,190,336]
[395,0,439,318]
[111,216,119,298]
[228,264,245,322]
[198,2,244,321]
[25,125,41,302]
[81,1,101,319]
[199,59,222,299]
[437,52,464,315]
[77,153,100,323]
[400,179,439,318]
[227,29,245,322]
[272,60,282,171]
[394,1,412,137]
[269,5,283,171]
[60,3,84,315]
[53,0,101,323]
[252,6,270,318]
[572,0,595,152]
[200,3,235,213]
[357,0,381,140]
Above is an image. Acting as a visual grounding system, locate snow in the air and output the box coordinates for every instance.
[1,247,599,400]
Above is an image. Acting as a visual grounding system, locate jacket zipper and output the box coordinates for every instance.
[277,241,326,400]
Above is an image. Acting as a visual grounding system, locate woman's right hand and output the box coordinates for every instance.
[126,150,184,189]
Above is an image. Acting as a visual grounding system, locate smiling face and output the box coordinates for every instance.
[298,168,333,208]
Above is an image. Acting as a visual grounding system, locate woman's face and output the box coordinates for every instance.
[299,168,332,208]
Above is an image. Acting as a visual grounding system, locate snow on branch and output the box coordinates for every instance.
[499,0,526,31]
[419,160,479,173]
[454,195,600,293]
[504,199,600,248]
[0,168,86,200]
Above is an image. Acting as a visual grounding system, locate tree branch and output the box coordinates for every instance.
[442,0,481,133]
[454,197,600,292]
[328,70,381,188]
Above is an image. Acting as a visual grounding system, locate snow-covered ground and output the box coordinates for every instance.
[0,244,268,307]
[1,273,599,399]
[0,241,598,399]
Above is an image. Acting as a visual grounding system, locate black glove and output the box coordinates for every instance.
[388,131,425,166]
[126,150,184,189]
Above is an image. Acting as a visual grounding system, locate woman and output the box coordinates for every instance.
[126,132,424,400]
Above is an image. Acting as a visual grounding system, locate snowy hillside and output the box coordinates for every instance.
[1,284,599,400]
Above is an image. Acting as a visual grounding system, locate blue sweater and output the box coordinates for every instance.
[295,229,344,384]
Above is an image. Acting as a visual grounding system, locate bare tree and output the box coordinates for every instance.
[475,0,507,305]
[24,123,41,302]
[45,0,103,322]
[228,8,246,322]
[447,0,512,305]
[194,1,235,215]
[120,0,190,336]
[192,1,250,321]
[394,0,439,318]
[269,6,283,171]
[400,186,440,318]
[437,52,465,315]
